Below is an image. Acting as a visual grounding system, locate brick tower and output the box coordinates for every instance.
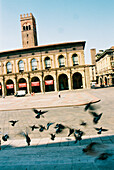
[20,13,38,48]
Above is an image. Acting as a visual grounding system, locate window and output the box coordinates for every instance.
[26,26,28,30]
[19,60,24,72]
[29,25,31,30]
[45,57,51,69]
[23,26,25,31]
[58,55,65,67]
[31,58,37,71]
[72,54,78,66]
[6,62,12,74]
[23,23,31,31]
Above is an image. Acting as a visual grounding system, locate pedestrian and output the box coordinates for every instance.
[58,91,61,98]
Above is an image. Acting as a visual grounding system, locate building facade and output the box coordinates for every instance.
[95,47,114,86]
[0,13,94,96]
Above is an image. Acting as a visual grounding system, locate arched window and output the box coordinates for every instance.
[29,25,31,30]
[45,57,51,69]
[26,26,28,30]
[23,26,25,31]
[31,58,37,71]
[72,54,78,66]
[23,23,31,31]
[58,55,65,67]
[19,60,24,72]
[6,62,12,74]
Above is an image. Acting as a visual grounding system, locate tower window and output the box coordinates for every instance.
[26,26,28,30]
[23,26,25,31]
[29,25,31,30]
[27,41,28,44]
[27,34,29,37]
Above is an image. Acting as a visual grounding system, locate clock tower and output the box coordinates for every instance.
[20,13,38,48]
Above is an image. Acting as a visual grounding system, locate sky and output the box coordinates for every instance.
[0,0,114,64]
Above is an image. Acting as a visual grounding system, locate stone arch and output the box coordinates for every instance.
[18,78,27,93]
[58,74,69,91]
[72,72,82,89]
[44,75,54,92]
[31,76,41,93]
[100,77,103,86]
[6,79,14,96]
[105,77,107,85]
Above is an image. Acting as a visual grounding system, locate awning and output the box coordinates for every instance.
[19,83,27,88]
[45,80,54,85]
[31,81,40,86]
[6,84,14,89]
[0,85,1,90]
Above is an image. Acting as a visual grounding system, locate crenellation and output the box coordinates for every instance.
[20,13,33,20]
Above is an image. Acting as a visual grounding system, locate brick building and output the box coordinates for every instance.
[0,13,94,96]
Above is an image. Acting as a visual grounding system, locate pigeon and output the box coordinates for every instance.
[74,132,82,143]
[29,125,39,131]
[83,142,98,152]
[21,132,31,146]
[25,133,31,146]
[2,134,9,141]
[56,127,62,134]
[84,100,101,111]
[9,120,19,126]
[67,128,74,137]
[95,127,108,134]
[54,123,65,129]
[33,108,41,114]
[84,102,93,111]
[80,121,87,126]
[47,122,54,130]
[96,153,112,160]
[89,112,103,124]
[39,125,45,132]
[55,123,65,134]
[75,129,84,136]
[50,134,56,140]
[19,128,31,146]
[33,108,47,119]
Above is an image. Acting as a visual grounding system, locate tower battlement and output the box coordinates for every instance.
[20,13,35,20]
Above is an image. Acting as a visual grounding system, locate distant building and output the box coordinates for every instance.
[91,47,114,87]
[0,13,94,96]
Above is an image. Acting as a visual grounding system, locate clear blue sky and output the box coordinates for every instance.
[0,0,114,63]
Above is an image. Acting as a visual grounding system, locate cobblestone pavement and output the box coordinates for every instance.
[0,87,114,169]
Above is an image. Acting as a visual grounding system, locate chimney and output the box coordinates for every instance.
[90,48,96,65]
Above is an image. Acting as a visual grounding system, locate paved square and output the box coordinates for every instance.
[0,87,114,169]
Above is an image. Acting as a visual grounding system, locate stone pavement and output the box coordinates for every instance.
[0,87,114,169]
[0,89,100,111]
